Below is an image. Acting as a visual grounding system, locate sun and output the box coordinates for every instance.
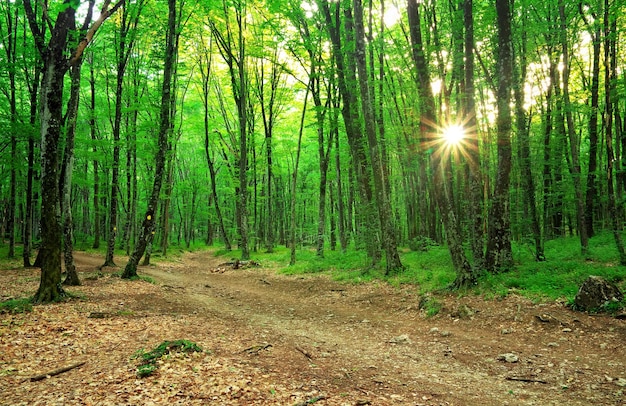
[442,124,465,146]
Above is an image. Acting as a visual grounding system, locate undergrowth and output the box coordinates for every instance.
[209,232,625,305]
[132,339,203,378]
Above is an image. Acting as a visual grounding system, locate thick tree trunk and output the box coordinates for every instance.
[28,3,77,303]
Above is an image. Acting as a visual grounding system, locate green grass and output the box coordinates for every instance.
[0,297,33,314]
[207,232,625,305]
[478,232,626,301]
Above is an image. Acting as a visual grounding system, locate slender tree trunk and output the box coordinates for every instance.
[558,1,588,255]
[603,0,626,264]
[123,0,178,278]
[61,63,81,286]
[290,84,310,266]
[4,2,17,259]
[485,0,514,272]
[89,58,101,249]
[352,0,402,274]
[513,10,544,261]
[23,66,39,267]
[582,3,602,238]
[463,0,486,267]
[407,0,474,286]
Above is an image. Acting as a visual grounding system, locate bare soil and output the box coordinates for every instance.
[1,250,625,405]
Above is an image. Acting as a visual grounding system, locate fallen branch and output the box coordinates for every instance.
[242,344,272,355]
[505,376,548,384]
[27,361,86,382]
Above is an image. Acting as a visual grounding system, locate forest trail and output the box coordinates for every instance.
[137,250,624,405]
[2,250,625,405]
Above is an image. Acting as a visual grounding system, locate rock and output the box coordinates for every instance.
[616,378,626,387]
[388,334,412,344]
[497,353,519,363]
[573,276,623,312]
[451,304,475,319]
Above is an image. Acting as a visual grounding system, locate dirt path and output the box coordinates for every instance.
[138,251,625,405]
[1,250,625,405]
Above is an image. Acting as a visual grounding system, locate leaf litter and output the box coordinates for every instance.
[1,250,625,405]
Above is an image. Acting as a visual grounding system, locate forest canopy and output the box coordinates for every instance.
[0,0,625,301]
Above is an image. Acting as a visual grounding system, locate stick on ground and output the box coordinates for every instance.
[27,361,86,382]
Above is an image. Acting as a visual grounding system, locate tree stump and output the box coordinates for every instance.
[574,275,623,312]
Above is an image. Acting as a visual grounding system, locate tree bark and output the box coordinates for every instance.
[603,0,626,264]
[407,0,474,287]
[123,0,177,278]
[485,0,514,273]
[61,63,81,286]
[352,0,403,274]
[581,2,601,238]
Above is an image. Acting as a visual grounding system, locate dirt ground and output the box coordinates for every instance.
[1,250,625,405]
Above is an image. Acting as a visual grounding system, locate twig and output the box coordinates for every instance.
[506,376,548,384]
[295,346,313,361]
[242,344,272,355]
[26,361,86,382]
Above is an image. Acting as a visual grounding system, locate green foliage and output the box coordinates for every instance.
[0,298,33,314]
[133,339,203,378]
[418,295,442,318]
[477,233,626,301]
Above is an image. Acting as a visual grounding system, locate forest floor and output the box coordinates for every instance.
[1,250,625,405]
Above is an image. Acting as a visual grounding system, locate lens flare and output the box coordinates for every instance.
[442,124,465,146]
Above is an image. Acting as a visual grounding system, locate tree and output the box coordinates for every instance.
[24,0,124,303]
[102,0,145,267]
[351,0,403,274]
[407,0,474,287]
[209,0,251,260]
[122,0,178,278]
[485,0,514,272]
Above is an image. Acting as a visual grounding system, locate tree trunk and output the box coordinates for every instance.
[463,0,486,267]
[558,1,588,255]
[61,63,81,286]
[485,0,514,273]
[603,0,626,264]
[352,0,403,274]
[89,58,101,249]
[582,2,602,239]
[290,83,310,265]
[513,9,544,261]
[407,0,474,286]
[123,0,178,278]
[319,0,380,264]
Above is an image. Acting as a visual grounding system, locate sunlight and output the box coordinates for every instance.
[442,124,464,146]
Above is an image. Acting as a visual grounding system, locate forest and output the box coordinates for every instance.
[0,0,625,303]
